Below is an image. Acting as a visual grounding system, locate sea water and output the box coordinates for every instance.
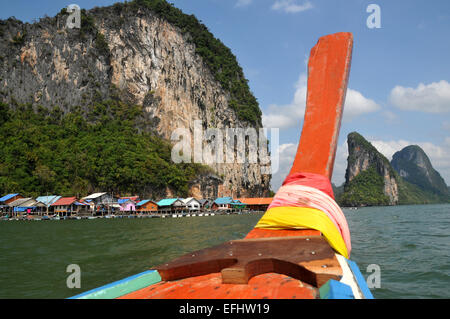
[0,204,448,299]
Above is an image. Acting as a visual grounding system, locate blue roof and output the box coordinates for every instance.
[135,200,149,207]
[157,198,181,207]
[0,194,19,202]
[118,199,132,204]
[214,197,234,205]
[36,195,61,206]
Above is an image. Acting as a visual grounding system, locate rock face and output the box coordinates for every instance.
[0,2,270,198]
[343,132,399,206]
[391,145,449,197]
[340,132,449,206]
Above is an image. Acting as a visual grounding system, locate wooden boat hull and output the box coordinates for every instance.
[70,229,372,299]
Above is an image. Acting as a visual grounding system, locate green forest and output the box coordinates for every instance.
[339,166,391,207]
[0,101,209,198]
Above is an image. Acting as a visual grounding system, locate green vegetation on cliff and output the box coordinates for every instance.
[397,177,449,205]
[0,101,209,198]
[340,166,390,207]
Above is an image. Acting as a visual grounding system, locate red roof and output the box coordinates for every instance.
[237,198,273,205]
[51,197,78,206]
[120,196,140,201]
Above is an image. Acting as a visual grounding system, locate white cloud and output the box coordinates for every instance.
[389,80,450,113]
[343,89,381,122]
[370,140,412,161]
[262,73,307,128]
[235,0,252,7]
[332,141,349,186]
[271,0,313,13]
[370,139,450,185]
[262,72,380,129]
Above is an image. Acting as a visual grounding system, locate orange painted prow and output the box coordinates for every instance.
[289,32,353,180]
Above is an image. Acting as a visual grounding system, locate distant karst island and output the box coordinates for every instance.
[335,132,450,207]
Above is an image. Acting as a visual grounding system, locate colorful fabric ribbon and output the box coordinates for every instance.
[282,172,335,199]
[256,172,351,257]
[255,206,349,258]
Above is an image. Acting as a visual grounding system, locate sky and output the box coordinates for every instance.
[1,0,450,191]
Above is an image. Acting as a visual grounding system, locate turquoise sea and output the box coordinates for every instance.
[0,204,449,299]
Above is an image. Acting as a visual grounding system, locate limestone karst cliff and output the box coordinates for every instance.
[0,0,270,198]
[391,145,449,198]
[341,132,399,206]
[339,132,449,207]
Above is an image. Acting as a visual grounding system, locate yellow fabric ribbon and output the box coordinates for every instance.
[255,206,349,258]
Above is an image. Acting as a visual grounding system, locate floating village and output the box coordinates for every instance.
[0,193,273,220]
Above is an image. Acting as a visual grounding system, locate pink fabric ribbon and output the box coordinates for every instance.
[271,172,352,255]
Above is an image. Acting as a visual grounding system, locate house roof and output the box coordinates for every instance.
[182,197,193,204]
[157,198,184,207]
[82,193,107,200]
[214,197,234,205]
[237,198,273,205]
[118,198,135,204]
[36,195,62,206]
[198,199,210,204]
[120,196,139,201]
[51,197,78,206]
[136,199,149,207]
[0,193,19,202]
[136,199,156,206]
[136,199,158,207]
[11,198,45,209]
[182,197,200,205]
[9,198,33,207]
[20,199,45,207]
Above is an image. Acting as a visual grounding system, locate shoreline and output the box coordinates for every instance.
[0,210,266,221]
[340,201,450,209]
